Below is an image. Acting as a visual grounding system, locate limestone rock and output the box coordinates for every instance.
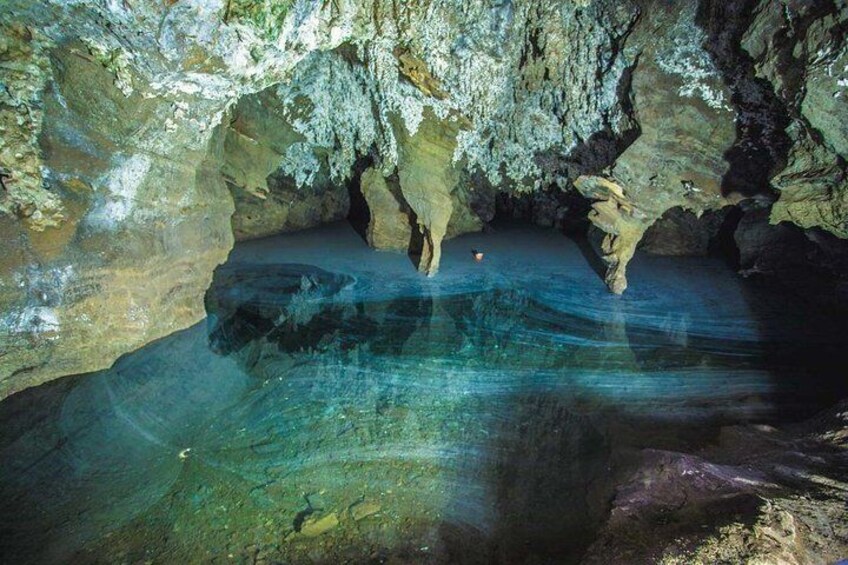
[573,3,742,293]
[739,0,848,238]
[360,161,491,256]
[613,1,736,207]
[220,87,304,201]
[395,110,462,276]
[359,167,412,252]
[0,41,233,399]
[1,0,847,396]
[229,171,350,242]
[395,47,448,101]
[575,176,653,295]
[445,175,491,239]
[769,122,848,239]
[0,23,61,231]
[640,207,731,256]
[220,87,350,241]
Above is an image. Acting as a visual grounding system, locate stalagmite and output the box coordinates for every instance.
[575,176,655,295]
[395,110,461,276]
[359,167,412,252]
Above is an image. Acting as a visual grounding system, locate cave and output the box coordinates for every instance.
[2,1,848,563]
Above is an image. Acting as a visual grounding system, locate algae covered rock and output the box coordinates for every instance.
[299,512,339,537]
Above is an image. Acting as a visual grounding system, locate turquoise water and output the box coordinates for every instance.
[1,224,845,564]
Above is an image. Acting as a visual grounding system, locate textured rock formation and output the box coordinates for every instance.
[395,110,462,275]
[359,167,412,252]
[584,401,848,564]
[359,110,493,266]
[574,176,651,294]
[0,0,847,394]
[737,0,848,238]
[574,0,848,292]
[574,2,740,292]
[0,24,61,231]
[0,34,234,398]
[219,87,349,240]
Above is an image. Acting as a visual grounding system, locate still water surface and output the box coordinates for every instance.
[1,224,844,564]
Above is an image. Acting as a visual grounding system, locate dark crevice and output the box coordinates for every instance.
[711,205,744,268]
[695,0,793,197]
[344,156,374,245]
[494,188,592,237]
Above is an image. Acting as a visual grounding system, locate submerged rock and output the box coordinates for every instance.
[349,500,381,521]
[299,512,339,537]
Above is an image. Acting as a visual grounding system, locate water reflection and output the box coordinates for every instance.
[1,231,845,564]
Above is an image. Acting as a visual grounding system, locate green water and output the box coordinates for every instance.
[1,225,845,564]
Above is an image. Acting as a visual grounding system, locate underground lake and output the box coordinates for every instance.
[3,1,848,562]
[2,223,847,564]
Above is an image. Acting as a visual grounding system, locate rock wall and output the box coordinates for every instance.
[739,0,848,238]
[219,87,350,241]
[0,35,234,398]
[573,0,848,293]
[573,2,741,293]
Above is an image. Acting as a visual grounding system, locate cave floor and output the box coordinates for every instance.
[1,222,846,564]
